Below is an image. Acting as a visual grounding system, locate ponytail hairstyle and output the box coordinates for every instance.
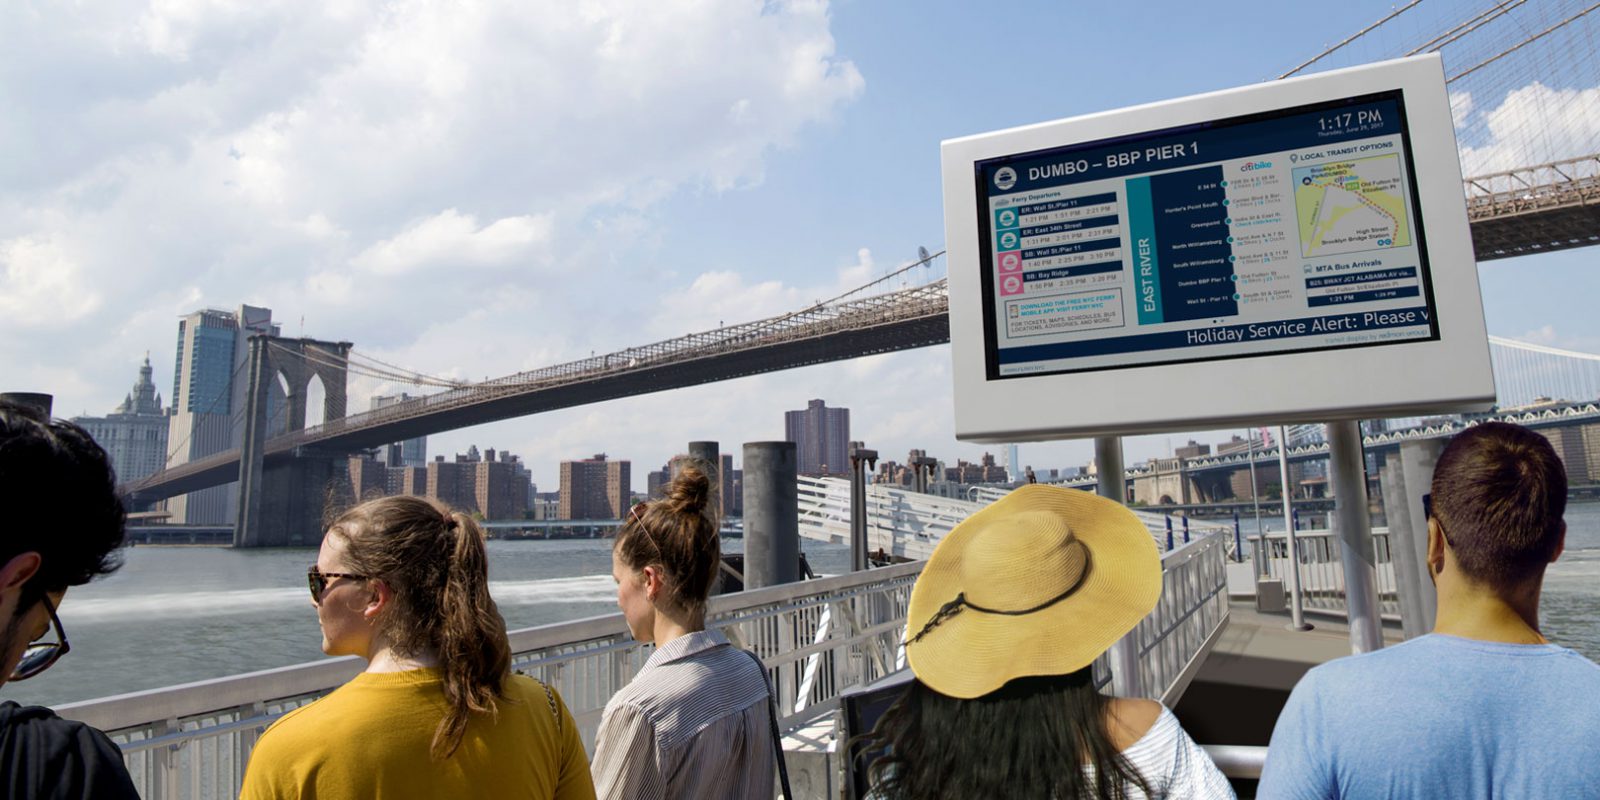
[613,461,721,621]
[326,495,512,760]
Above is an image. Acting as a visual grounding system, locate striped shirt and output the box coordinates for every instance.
[1096,706,1234,799]
[591,630,776,800]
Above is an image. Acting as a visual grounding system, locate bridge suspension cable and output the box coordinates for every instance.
[1488,335,1600,408]
[1448,1,1600,82]
[156,357,247,470]
[1273,0,1600,179]
[1405,0,1527,58]
[1278,0,1427,79]
[264,341,464,390]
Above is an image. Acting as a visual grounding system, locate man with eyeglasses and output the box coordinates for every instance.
[0,399,139,799]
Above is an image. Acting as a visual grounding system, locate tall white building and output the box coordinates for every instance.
[165,305,281,524]
[1000,443,1021,483]
[74,357,170,486]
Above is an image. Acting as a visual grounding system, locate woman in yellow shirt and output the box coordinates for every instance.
[240,496,596,800]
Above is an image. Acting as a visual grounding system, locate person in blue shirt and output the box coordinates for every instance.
[1260,421,1600,798]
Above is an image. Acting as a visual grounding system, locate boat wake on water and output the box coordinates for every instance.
[63,576,617,623]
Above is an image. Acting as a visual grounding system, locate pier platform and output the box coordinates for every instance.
[1174,602,1406,797]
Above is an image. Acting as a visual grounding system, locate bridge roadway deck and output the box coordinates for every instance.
[131,302,948,500]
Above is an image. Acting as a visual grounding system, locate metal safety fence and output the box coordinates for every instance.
[1249,528,1402,620]
[60,533,1229,800]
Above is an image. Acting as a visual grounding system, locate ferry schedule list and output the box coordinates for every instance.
[979,91,1439,378]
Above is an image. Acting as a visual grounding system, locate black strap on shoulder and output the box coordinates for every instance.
[540,680,561,734]
[743,649,793,799]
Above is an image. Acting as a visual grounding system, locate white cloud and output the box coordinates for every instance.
[1520,325,1561,346]
[0,235,101,327]
[1456,81,1600,176]
[1,0,865,434]
[352,210,553,275]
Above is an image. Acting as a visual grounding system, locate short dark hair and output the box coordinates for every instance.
[0,400,126,604]
[1430,422,1565,589]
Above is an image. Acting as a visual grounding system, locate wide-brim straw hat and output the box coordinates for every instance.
[905,484,1161,699]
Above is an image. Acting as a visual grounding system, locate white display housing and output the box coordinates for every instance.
[943,54,1493,442]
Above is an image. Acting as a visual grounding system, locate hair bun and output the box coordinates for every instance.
[666,464,711,515]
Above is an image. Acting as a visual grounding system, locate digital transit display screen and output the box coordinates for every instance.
[975,90,1440,380]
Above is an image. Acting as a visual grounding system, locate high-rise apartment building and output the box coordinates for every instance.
[560,454,630,520]
[74,357,170,486]
[426,456,477,512]
[785,399,850,477]
[166,305,280,524]
[348,456,389,501]
[370,393,428,468]
[646,461,672,499]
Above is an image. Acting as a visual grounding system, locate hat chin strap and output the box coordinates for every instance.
[906,543,1092,646]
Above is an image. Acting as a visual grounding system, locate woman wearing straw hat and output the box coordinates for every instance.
[859,485,1232,799]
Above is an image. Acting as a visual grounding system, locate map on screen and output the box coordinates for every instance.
[976,90,1438,380]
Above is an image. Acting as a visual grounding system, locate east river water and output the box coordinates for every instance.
[3,510,1596,709]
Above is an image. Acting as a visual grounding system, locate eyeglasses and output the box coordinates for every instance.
[307,566,368,604]
[10,595,70,681]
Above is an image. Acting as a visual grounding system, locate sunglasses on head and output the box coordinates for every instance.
[10,595,70,681]
[307,566,368,604]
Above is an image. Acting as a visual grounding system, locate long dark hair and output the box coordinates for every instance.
[328,495,512,760]
[613,462,721,620]
[858,669,1155,799]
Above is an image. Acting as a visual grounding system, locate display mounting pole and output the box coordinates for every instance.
[1278,425,1311,631]
[1327,420,1384,652]
[1097,435,1144,698]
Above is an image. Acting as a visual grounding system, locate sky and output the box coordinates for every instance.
[3,0,1596,492]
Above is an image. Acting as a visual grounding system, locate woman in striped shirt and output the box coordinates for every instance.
[857,485,1232,799]
[591,464,776,799]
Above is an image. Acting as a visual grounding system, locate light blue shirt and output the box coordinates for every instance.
[1259,633,1600,799]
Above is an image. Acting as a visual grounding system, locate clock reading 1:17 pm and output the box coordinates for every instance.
[1319,108,1384,132]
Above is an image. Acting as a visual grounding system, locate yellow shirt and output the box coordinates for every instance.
[240,669,595,800]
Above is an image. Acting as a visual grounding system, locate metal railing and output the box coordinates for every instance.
[60,532,1229,800]
[796,476,977,561]
[798,476,1238,561]
[1127,532,1232,705]
[1201,744,1268,780]
[1249,528,1402,619]
[59,563,921,800]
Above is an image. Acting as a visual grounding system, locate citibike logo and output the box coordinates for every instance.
[994,167,1017,191]
[1240,161,1273,171]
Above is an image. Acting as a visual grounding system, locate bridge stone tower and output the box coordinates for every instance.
[236,335,355,548]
